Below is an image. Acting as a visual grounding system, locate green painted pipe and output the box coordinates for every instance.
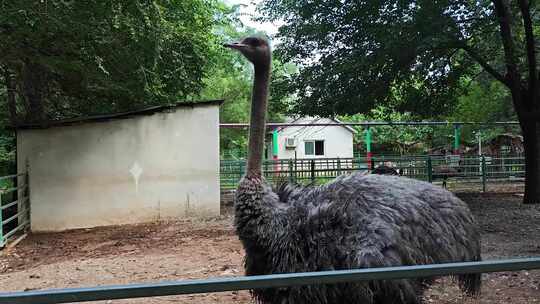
[272,129,279,160]
[365,127,372,153]
[454,124,461,154]
[365,127,373,169]
[1,258,539,304]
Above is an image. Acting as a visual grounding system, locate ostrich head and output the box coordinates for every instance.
[224,36,271,67]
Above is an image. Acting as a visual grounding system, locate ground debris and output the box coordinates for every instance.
[0,193,539,303]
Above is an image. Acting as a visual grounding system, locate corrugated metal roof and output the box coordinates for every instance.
[276,116,357,133]
[14,100,223,130]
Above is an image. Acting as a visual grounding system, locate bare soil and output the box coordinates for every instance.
[1,190,539,303]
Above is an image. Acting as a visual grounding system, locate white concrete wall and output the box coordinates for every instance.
[17,105,220,231]
[274,117,354,160]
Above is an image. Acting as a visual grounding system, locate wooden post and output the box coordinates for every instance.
[337,157,342,176]
[427,156,433,183]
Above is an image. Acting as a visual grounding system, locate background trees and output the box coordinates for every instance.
[0,0,535,200]
[0,0,219,124]
[261,0,539,203]
[0,0,233,164]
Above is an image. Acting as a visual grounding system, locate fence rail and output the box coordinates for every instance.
[220,154,525,190]
[0,257,539,304]
[0,172,30,248]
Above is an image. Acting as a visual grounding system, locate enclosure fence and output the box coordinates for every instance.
[221,154,525,191]
[0,258,539,304]
[0,173,30,248]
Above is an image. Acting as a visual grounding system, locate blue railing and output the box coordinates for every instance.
[1,258,539,304]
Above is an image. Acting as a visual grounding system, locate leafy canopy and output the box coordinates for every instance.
[260,0,511,117]
[0,0,220,120]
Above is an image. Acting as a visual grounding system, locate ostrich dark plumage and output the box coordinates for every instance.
[372,164,400,175]
[225,36,481,304]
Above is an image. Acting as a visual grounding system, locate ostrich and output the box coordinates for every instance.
[372,164,400,175]
[433,165,460,189]
[225,37,481,304]
[372,162,401,175]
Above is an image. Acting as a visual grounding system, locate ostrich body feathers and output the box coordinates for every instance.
[234,172,481,304]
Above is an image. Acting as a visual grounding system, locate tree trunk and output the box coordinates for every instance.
[521,120,540,204]
[4,66,19,125]
[21,61,47,123]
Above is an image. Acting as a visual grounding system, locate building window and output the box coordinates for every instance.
[305,140,324,156]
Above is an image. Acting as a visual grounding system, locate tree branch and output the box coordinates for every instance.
[460,44,509,86]
[518,0,539,105]
[2,65,19,125]
[492,0,522,95]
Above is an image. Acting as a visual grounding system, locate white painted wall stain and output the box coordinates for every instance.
[129,162,143,194]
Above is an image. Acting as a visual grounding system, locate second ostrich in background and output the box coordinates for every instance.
[225,36,481,304]
[433,164,460,188]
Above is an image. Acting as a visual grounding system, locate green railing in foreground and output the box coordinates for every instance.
[1,258,539,304]
[0,173,30,248]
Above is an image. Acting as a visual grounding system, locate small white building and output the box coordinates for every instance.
[267,117,356,160]
[16,101,222,231]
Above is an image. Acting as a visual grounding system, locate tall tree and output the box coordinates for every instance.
[0,0,219,123]
[262,0,540,204]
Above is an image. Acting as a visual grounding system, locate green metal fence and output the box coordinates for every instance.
[0,173,30,248]
[220,154,525,190]
[0,257,539,304]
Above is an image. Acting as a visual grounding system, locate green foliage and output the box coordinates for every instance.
[452,81,512,123]
[260,0,498,117]
[447,77,519,145]
[340,106,434,155]
[260,1,539,118]
[0,0,220,121]
[196,6,294,157]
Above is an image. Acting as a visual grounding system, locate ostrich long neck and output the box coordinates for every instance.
[246,62,271,177]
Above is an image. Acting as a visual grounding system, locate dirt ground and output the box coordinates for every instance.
[1,190,539,303]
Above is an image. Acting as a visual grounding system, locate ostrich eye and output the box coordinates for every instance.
[244,37,261,47]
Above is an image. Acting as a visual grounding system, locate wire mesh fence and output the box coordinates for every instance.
[220,154,525,191]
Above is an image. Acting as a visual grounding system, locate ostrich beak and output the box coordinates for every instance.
[223,42,248,50]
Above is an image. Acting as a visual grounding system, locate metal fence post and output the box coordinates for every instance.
[24,170,30,232]
[427,156,433,183]
[288,159,294,184]
[310,159,315,183]
[264,161,269,181]
[0,192,4,247]
[481,155,487,192]
[337,157,341,176]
